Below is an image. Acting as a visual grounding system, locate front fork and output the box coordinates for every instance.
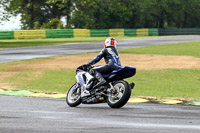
[73,82,81,95]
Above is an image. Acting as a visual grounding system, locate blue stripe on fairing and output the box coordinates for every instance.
[103,66,136,79]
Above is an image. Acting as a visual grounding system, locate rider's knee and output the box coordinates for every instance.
[89,68,95,76]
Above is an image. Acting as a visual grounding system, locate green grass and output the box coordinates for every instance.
[1,40,200,99]
[4,69,200,99]
[0,36,149,48]
[119,41,200,58]
[2,69,76,93]
[127,69,200,98]
[15,70,76,93]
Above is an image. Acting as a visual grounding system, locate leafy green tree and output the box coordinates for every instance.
[1,0,72,29]
[4,0,50,29]
[43,18,63,29]
[46,0,73,28]
[0,0,12,23]
[181,0,200,28]
[33,21,40,29]
[70,0,133,29]
[1,0,200,29]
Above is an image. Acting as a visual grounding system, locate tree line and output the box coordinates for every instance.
[1,0,200,29]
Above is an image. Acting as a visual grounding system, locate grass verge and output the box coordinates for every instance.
[2,68,200,99]
[127,69,200,98]
[5,70,75,93]
[0,40,200,99]
[119,41,200,58]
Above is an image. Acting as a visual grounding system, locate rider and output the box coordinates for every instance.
[81,37,121,97]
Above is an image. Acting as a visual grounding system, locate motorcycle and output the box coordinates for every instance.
[66,64,136,108]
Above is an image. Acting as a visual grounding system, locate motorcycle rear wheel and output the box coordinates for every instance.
[66,83,81,107]
[107,80,131,108]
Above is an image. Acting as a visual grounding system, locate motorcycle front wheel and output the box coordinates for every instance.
[107,80,131,108]
[66,82,81,107]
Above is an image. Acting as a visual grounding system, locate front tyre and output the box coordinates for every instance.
[107,80,131,108]
[66,82,81,107]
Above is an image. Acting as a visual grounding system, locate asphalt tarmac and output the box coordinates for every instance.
[1,36,200,63]
[1,36,200,133]
[0,95,200,133]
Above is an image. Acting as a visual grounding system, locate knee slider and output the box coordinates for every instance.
[89,69,95,76]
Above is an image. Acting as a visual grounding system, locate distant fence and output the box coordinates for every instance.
[0,28,200,40]
[159,28,200,36]
[46,29,74,38]
[0,31,14,40]
[14,30,46,39]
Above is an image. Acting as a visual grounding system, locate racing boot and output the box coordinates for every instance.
[93,73,106,89]
[86,78,95,90]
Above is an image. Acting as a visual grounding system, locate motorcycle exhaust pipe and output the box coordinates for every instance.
[129,83,135,89]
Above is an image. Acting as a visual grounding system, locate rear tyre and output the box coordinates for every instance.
[107,80,131,108]
[66,83,81,107]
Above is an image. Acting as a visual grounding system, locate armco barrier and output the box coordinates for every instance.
[136,28,148,36]
[124,29,137,36]
[90,29,109,37]
[14,30,46,39]
[148,28,159,36]
[74,29,90,37]
[2,28,200,40]
[0,31,14,40]
[46,29,73,38]
[109,29,124,37]
[159,28,200,36]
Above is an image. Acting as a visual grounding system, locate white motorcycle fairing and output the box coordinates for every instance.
[66,64,136,108]
[76,70,94,96]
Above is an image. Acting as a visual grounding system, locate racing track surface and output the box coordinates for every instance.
[1,36,200,132]
[1,36,200,63]
[1,95,200,133]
